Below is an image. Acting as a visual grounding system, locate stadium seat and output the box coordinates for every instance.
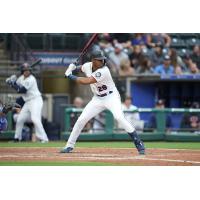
[177,48,192,57]
[171,38,187,49]
[186,38,200,47]
[168,33,179,37]
[179,33,198,39]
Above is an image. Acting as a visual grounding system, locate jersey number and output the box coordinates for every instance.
[98,85,107,92]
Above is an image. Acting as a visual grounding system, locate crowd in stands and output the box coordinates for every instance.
[94,33,200,76]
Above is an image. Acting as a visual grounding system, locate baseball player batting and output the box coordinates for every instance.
[60,50,145,155]
[5,63,49,143]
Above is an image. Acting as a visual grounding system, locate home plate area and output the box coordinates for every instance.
[0,147,200,165]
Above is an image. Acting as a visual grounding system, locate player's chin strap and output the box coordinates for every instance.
[103,59,106,66]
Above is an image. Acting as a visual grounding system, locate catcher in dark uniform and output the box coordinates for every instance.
[0,99,21,132]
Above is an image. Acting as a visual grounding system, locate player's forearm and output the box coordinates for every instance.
[67,75,96,85]
[11,82,27,93]
[76,77,92,85]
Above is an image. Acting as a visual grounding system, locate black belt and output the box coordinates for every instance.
[97,91,113,97]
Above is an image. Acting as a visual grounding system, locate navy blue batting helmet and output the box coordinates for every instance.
[91,50,107,61]
[21,63,32,74]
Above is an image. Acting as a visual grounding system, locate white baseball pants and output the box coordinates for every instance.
[66,91,135,148]
[15,96,49,142]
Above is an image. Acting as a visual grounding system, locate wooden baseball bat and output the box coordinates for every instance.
[30,59,42,68]
[74,33,98,65]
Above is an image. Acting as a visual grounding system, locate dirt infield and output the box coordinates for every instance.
[0,147,200,165]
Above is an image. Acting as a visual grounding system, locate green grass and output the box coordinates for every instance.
[0,141,200,149]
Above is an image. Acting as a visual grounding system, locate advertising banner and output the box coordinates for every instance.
[32,52,79,68]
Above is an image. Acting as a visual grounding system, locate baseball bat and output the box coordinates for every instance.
[29,59,42,68]
[62,34,98,66]
[74,33,98,65]
[11,59,42,70]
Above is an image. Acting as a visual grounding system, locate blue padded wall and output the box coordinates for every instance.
[131,82,156,108]
[131,82,156,122]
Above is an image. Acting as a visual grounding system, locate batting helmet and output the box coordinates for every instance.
[20,63,32,74]
[91,50,107,61]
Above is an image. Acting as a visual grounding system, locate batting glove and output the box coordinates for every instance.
[64,69,72,77]
[5,75,17,86]
[64,63,77,77]
[5,77,12,85]
[10,75,17,82]
[68,63,76,71]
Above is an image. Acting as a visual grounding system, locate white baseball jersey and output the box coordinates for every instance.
[14,74,48,142]
[16,74,41,102]
[81,62,117,96]
[65,62,136,149]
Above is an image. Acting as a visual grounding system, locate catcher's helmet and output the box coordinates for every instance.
[91,50,107,61]
[21,63,32,74]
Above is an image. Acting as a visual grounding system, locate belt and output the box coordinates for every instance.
[97,91,113,97]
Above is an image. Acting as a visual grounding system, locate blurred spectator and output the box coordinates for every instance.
[147,99,173,130]
[153,55,174,75]
[135,56,153,74]
[151,45,164,66]
[70,97,84,127]
[131,33,148,46]
[108,43,129,74]
[118,96,144,131]
[97,33,113,54]
[129,45,143,68]
[118,59,134,76]
[91,112,106,133]
[73,97,84,108]
[98,33,112,43]
[190,45,200,69]
[182,55,199,74]
[0,100,8,132]
[168,48,184,74]
[70,97,91,131]
[180,102,200,132]
[110,33,132,44]
[147,33,171,48]
[188,62,199,74]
